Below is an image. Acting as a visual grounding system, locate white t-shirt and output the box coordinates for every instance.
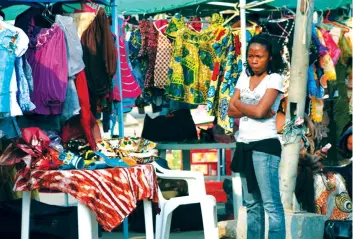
[236,72,284,143]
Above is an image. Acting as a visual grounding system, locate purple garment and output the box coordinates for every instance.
[26,23,68,115]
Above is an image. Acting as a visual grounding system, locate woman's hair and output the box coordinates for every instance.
[245,33,285,76]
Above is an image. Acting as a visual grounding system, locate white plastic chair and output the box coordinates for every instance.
[152,161,219,239]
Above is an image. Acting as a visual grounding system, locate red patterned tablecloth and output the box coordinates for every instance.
[14,164,159,232]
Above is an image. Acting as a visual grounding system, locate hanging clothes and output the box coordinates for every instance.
[55,15,83,123]
[0,21,30,117]
[110,17,142,129]
[206,20,239,135]
[26,23,68,115]
[262,18,295,55]
[3,17,34,115]
[80,8,117,97]
[0,28,19,114]
[139,20,159,89]
[315,27,337,88]
[165,14,217,105]
[320,28,341,66]
[15,56,36,113]
[66,12,97,39]
[0,26,23,139]
[61,76,81,123]
[281,45,291,98]
[111,17,141,101]
[153,20,172,89]
[74,70,99,150]
[128,27,147,89]
[55,15,85,77]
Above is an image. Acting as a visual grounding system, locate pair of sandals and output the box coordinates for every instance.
[58,151,130,170]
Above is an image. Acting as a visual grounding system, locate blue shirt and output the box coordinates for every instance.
[0,28,18,113]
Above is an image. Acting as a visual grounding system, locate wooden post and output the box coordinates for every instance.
[279,0,315,211]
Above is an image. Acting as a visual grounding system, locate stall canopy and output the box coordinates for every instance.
[0,0,110,20]
[103,0,353,15]
[1,0,351,19]
[268,0,351,11]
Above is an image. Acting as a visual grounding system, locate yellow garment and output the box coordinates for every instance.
[311,96,324,123]
[207,27,239,134]
[67,12,97,38]
[316,28,336,88]
[344,18,352,49]
[165,14,222,104]
[338,30,353,65]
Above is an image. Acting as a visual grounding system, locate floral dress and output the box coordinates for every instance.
[206,21,239,135]
[165,14,218,105]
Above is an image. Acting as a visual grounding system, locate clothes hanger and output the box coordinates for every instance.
[323,8,351,33]
[220,3,239,26]
[268,8,290,23]
[42,4,54,24]
[247,20,257,27]
[283,6,295,18]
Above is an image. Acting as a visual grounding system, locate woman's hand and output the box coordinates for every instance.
[228,89,244,118]
[263,109,276,119]
[314,149,328,160]
[233,97,276,119]
[233,88,280,119]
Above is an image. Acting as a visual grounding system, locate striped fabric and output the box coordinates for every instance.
[14,164,159,231]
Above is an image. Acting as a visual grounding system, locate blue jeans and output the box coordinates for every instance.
[242,151,286,239]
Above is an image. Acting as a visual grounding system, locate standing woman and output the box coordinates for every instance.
[229,34,286,239]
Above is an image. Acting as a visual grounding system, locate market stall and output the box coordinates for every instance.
[0,0,351,238]
[0,1,159,239]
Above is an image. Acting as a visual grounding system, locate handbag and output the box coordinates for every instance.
[324,220,352,239]
[142,109,198,142]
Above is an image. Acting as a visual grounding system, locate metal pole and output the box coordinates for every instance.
[111,0,125,138]
[279,0,315,211]
[240,0,247,66]
[231,0,246,222]
[111,1,128,238]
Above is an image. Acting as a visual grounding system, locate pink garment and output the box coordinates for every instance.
[320,28,341,65]
[27,24,68,115]
[112,20,141,101]
[74,3,97,13]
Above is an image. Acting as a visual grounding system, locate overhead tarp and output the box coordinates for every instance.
[115,0,209,15]
[0,0,110,20]
[114,0,352,15]
[0,0,110,4]
[1,0,351,20]
[268,0,352,11]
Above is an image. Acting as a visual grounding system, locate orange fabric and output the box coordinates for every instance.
[14,165,159,231]
[314,172,352,220]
